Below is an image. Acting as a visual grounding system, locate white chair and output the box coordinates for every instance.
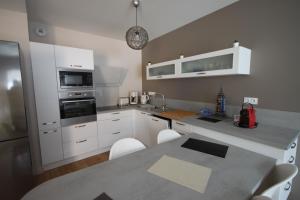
[254,164,298,199]
[109,138,146,160]
[252,195,272,200]
[157,129,181,144]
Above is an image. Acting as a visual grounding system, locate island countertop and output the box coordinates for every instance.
[22,134,276,200]
[96,105,299,150]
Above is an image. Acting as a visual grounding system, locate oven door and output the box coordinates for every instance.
[60,98,96,126]
[58,69,93,90]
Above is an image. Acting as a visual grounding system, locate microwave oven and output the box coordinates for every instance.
[57,68,94,91]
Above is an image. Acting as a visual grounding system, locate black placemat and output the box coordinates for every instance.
[181,138,228,158]
[94,193,113,200]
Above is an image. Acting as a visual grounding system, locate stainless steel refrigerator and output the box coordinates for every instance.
[0,41,33,199]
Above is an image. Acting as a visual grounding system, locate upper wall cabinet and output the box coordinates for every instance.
[146,46,251,80]
[54,45,94,70]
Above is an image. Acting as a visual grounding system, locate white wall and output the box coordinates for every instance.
[0,8,42,174]
[29,22,142,106]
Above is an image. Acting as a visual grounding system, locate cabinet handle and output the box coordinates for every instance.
[43,130,57,134]
[75,124,86,128]
[152,118,159,122]
[70,65,82,68]
[112,119,120,121]
[291,142,297,149]
[176,122,185,126]
[156,75,162,78]
[288,156,295,163]
[196,72,206,75]
[76,139,87,144]
[42,121,56,125]
[112,132,120,135]
[112,112,120,115]
[284,182,292,191]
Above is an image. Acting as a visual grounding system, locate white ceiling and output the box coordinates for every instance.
[26,0,238,41]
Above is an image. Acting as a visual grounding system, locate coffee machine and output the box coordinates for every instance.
[129,91,139,104]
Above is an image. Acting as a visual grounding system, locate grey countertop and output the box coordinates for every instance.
[96,105,299,150]
[22,134,276,200]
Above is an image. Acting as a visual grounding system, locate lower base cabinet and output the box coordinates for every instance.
[62,121,98,159]
[134,111,169,147]
[39,129,63,165]
[98,116,133,148]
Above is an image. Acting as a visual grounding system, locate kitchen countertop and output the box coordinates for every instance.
[96,105,299,150]
[22,134,276,200]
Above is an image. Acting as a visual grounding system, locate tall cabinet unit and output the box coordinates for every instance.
[30,42,63,165]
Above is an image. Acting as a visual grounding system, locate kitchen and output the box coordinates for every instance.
[0,0,300,200]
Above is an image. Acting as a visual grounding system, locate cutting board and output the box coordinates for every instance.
[160,109,197,120]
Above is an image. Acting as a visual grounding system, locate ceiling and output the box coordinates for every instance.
[26,0,238,41]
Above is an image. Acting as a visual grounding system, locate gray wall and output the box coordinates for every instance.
[142,0,300,113]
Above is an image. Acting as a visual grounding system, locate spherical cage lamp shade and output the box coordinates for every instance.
[126,26,149,50]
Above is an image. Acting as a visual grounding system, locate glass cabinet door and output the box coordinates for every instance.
[148,64,175,77]
[181,54,233,73]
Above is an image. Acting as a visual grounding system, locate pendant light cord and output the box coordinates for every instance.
[135,6,138,27]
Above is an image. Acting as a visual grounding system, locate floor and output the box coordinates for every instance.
[34,152,109,186]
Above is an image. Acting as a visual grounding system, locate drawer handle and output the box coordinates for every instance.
[112,119,120,122]
[42,121,56,125]
[76,139,87,144]
[291,142,297,149]
[75,125,86,128]
[176,122,185,126]
[43,130,57,134]
[196,72,206,75]
[112,112,120,115]
[70,64,82,68]
[288,156,295,163]
[112,132,120,135]
[152,119,159,122]
[284,182,292,191]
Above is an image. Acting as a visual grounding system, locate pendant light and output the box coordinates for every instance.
[126,0,149,50]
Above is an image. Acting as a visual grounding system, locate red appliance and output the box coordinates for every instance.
[238,103,258,128]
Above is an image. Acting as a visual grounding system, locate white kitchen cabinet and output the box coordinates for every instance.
[97,112,134,148]
[54,45,94,70]
[39,128,63,165]
[146,115,170,146]
[172,120,192,135]
[134,111,151,146]
[146,46,251,80]
[146,60,179,80]
[30,42,61,131]
[62,121,98,159]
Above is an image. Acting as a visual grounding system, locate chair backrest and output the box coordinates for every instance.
[109,138,146,160]
[157,129,181,144]
[260,164,298,198]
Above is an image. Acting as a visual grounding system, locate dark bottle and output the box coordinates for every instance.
[216,87,226,116]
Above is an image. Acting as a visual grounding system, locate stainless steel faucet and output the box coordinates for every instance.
[153,92,167,111]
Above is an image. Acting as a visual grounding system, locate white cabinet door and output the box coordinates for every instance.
[98,116,133,148]
[147,115,169,146]
[172,120,192,135]
[39,128,63,165]
[54,45,94,70]
[134,111,150,147]
[30,42,61,131]
[62,121,98,143]
[62,121,98,158]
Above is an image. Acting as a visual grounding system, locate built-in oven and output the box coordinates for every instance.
[57,68,94,91]
[59,91,96,126]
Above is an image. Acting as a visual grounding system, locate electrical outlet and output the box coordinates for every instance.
[244,97,258,105]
